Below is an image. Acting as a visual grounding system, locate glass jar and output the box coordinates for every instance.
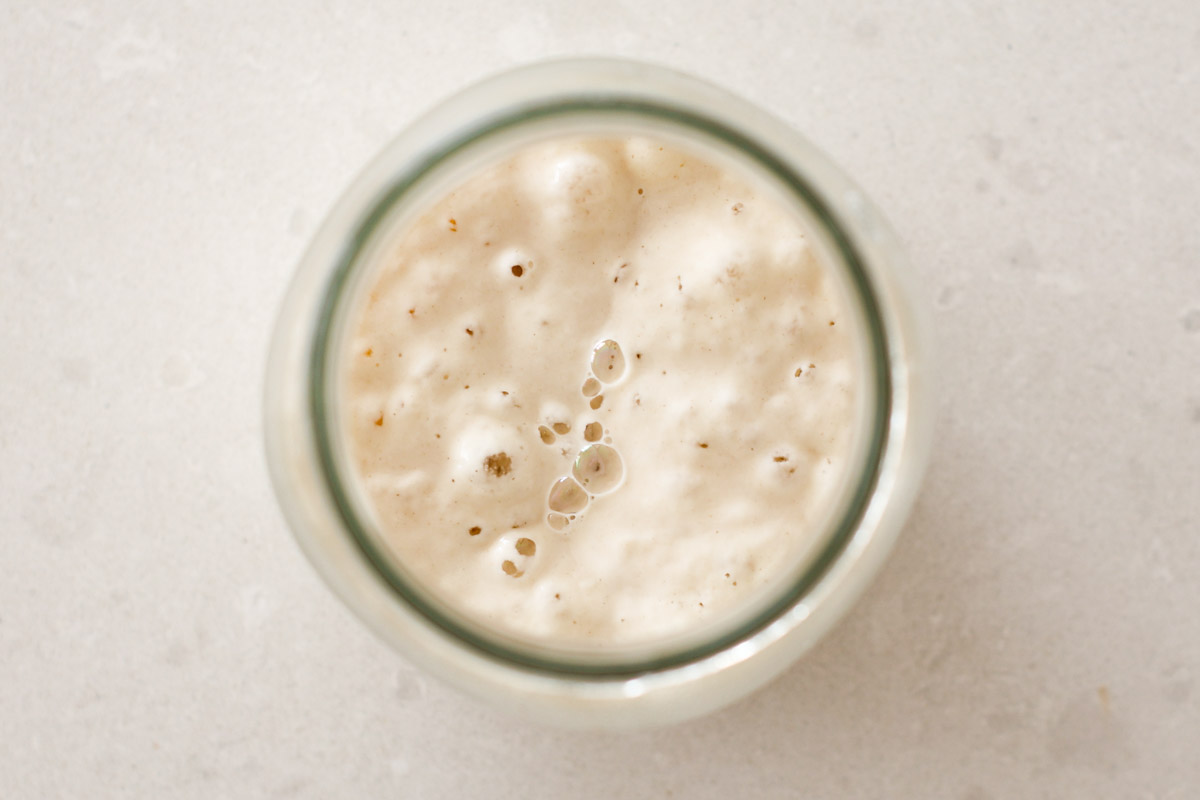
[264,58,934,728]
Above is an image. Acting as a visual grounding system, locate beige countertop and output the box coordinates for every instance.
[2,2,1198,797]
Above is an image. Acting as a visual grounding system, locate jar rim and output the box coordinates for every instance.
[304,67,896,677]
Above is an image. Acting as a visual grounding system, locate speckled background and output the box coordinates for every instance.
[2,2,1198,798]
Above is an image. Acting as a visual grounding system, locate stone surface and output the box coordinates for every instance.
[2,2,1198,797]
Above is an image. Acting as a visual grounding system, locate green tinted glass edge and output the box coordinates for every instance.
[308,99,892,679]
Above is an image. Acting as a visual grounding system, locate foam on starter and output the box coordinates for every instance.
[342,136,859,647]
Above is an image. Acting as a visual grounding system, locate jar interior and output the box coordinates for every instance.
[310,106,890,673]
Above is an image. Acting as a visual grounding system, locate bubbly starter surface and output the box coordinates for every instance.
[342,136,858,647]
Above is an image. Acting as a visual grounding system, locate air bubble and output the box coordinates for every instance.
[548,477,588,513]
[547,514,568,531]
[573,444,624,494]
[590,340,626,383]
[581,377,601,397]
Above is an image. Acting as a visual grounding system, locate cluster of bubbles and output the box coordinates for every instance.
[484,339,629,577]
[541,339,627,531]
